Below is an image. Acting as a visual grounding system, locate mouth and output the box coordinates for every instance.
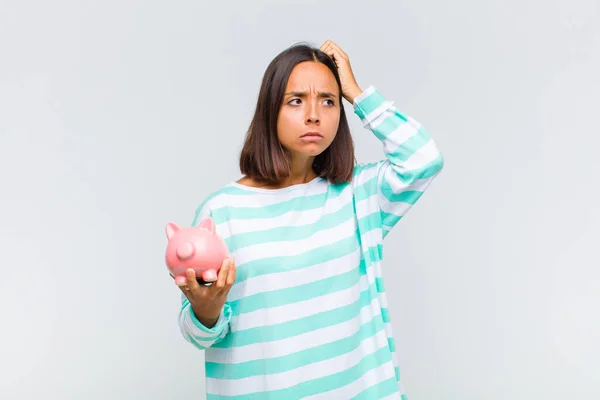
[301,132,323,138]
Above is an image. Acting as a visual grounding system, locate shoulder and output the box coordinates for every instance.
[352,161,384,185]
[191,178,261,225]
[190,182,235,225]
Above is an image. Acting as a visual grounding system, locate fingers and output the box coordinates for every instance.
[319,40,331,51]
[172,259,236,299]
[226,259,237,286]
[214,258,231,292]
[184,268,201,291]
[328,42,347,58]
[320,40,347,60]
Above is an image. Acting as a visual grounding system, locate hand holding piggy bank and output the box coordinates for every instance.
[165,217,230,286]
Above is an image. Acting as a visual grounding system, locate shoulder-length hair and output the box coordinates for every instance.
[239,43,355,184]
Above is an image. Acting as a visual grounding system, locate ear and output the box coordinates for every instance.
[197,217,216,234]
[166,222,180,240]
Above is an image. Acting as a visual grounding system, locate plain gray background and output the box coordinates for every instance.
[1,0,599,399]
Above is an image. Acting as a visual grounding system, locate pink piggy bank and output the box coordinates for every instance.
[165,217,229,286]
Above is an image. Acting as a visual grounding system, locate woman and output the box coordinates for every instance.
[174,40,444,399]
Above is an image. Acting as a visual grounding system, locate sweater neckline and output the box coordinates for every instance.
[228,176,325,193]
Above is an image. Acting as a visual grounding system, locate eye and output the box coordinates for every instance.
[288,98,301,105]
[324,99,335,106]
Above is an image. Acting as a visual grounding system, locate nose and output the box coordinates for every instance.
[176,241,195,260]
[305,98,320,125]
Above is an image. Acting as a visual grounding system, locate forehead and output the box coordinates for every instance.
[285,61,337,91]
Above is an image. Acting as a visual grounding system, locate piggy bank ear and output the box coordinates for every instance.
[166,222,180,239]
[197,217,216,235]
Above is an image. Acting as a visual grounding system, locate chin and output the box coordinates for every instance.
[294,145,328,157]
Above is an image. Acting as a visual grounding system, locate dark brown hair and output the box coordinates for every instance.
[239,42,355,184]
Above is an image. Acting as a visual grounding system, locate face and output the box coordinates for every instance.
[277,61,341,159]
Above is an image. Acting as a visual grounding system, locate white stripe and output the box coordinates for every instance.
[383,322,395,347]
[355,192,378,218]
[380,201,412,219]
[230,271,372,330]
[206,295,381,364]
[391,349,399,370]
[228,249,360,301]
[379,171,433,196]
[381,115,421,153]
[232,218,356,267]
[379,391,403,400]
[303,360,399,400]
[218,186,353,238]
[379,293,388,309]
[398,139,441,172]
[361,228,382,249]
[353,85,376,105]
[205,329,391,396]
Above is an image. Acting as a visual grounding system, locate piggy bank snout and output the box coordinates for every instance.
[176,241,196,260]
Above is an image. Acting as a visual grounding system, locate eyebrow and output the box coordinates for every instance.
[285,90,338,99]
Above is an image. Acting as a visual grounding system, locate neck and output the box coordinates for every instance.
[280,154,317,187]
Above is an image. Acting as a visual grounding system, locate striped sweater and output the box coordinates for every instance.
[178,85,444,399]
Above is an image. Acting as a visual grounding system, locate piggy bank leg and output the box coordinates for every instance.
[200,268,218,283]
[174,274,187,286]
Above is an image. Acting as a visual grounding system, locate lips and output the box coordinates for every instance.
[301,132,323,138]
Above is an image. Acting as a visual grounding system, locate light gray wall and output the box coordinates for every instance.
[1,0,598,399]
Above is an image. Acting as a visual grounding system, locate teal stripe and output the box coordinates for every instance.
[353,161,378,177]
[375,277,385,293]
[402,394,408,400]
[387,337,396,352]
[353,89,387,120]
[206,311,386,379]
[225,201,354,252]
[221,186,268,196]
[213,278,381,348]
[396,366,401,381]
[351,377,400,400]
[234,235,359,283]
[358,211,382,234]
[211,184,346,224]
[229,263,361,316]
[366,244,383,264]
[378,188,422,230]
[380,189,423,206]
[381,308,391,324]
[192,186,257,226]
[206,346,393,400]
[381,212,402,230]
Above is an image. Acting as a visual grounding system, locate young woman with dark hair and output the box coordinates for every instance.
[173,40,444,399]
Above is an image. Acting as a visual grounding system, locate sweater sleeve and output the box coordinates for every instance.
[351,85,444,238]
[178,295,232,350]
[177,198,232,350]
